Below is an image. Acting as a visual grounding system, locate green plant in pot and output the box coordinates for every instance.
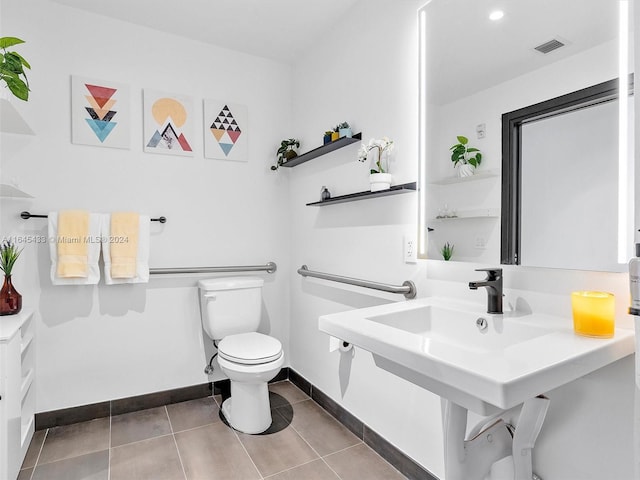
[271,138,300,170]
[440,242,454,261]
[0,240,23,315]
[336,121,352,138]
[450,135,481,177]
[0,37,31,101]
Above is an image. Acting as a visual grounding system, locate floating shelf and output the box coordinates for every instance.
[281,133,362,168]
[307,182,417,206]
[430,208,499,221]
[430,170,499,185]
[0,99,34,135]
[0,184,33,198]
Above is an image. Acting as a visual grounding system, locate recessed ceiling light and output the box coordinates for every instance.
[489,10,504,21]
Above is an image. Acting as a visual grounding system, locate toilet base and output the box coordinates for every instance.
[221,380,272,434]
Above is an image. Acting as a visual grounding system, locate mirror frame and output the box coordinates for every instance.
[500,77,633,265]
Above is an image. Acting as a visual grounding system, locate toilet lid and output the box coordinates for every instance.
[218,332,282,365]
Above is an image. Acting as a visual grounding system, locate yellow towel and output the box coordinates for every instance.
[110,212,139,279]
[57,210,90,278]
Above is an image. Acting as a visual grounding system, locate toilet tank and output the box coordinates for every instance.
[198,276,264,340]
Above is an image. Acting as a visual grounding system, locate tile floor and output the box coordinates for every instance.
[18,381,407,480]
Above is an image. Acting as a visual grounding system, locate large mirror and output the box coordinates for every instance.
[418,0,635,272]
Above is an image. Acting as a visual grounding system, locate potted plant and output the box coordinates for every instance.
[271,138,300,170]
[323,130,334,145]
[336,121,352,139]
[0,37,31,101]
[330,127,340,142]
[450,135,481,177]
[0,240,22,315]
[440,242,454,261]
[358,137,394,191]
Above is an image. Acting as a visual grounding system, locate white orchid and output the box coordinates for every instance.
[357,137,394,173]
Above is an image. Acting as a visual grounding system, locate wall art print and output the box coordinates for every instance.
[71,76,130,149]
[203,100,248,162]
[143,90,194,156]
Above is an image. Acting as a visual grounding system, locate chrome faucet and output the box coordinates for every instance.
[469,268,503,314]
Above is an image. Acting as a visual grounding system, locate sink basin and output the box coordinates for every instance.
[319,297,635,414]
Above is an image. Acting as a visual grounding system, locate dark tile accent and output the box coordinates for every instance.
[311,386,364,439]
[288,368,312,396]
[111,382,211,416]
[31,450,108,480]
[36,402,110,430]
[364,426,438,480]
[271,366,289,383]
[213,379,231,401]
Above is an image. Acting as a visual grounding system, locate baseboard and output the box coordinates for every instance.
[35,366,437,480]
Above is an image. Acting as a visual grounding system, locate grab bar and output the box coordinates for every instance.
[150,262,277,275]
[297,265,416,299]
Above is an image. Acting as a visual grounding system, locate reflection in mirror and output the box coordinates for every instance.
[501,79,635,271]
[417,0,634,272]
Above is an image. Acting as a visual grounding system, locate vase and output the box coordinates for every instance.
[370,173,393,192]
[457,163,475,177]
[339,128,352,139]
[0,275,22,316]
[331,132,340,141]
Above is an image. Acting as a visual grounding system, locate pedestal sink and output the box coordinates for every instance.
[319,297,635,480]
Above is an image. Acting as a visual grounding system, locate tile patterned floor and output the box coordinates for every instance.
[18,381,407,480]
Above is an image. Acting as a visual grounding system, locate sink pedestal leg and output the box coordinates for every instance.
[442,396,549,480]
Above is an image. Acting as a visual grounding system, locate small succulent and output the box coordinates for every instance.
[336,121,350,131]
[440,242,454,261]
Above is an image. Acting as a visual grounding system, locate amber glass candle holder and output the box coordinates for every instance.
[571,291,615,338]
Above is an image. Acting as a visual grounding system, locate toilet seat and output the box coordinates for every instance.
[218,332,282,365]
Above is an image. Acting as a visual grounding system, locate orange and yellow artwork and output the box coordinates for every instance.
[143,90,194,156]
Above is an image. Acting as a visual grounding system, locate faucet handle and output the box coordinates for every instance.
[475,268,502,279]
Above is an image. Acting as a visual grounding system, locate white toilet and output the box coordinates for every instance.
[198,276,283,434]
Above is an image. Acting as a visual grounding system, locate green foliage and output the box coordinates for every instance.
[336,121,350,131]
[450,135,482,167]
[271,138,300,171]
[0,37,31,101]
[440,242,454,261]
[0,240,22,276]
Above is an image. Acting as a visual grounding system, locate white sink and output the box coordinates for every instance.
[319,297,635,414]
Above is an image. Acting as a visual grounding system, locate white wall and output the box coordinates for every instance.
[0,0,292,412]
[291,1,637,479]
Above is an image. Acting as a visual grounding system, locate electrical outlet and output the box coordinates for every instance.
[476,123,486,139]
[475,236,487,249]
[404,235,417,263]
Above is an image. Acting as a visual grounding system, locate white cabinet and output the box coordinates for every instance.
[0,309,35,480]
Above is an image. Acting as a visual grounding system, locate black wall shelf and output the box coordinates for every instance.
[281,132,362,168]
[306,182,417,206]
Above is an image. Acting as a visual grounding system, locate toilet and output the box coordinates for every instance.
[198,276,283,434]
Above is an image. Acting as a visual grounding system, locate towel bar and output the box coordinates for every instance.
[297,265,416,299]
[20,211,167,223]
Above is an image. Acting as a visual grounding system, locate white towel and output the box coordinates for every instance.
[48,212,101,285]
[101,214,150,284]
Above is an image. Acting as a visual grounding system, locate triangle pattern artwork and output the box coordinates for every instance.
[71,76,130,149]
[143,92,194,157]
[210,104,242,157]
[84,83,118,143]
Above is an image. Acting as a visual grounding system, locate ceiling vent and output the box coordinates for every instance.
[534,38,565,54]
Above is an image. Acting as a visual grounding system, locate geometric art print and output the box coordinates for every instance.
[71,76,130,149]
[143,90,194,157]
[203,100,248,161]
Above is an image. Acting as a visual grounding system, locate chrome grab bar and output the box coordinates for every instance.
[297,265,416,299]
[150,262,277,275]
